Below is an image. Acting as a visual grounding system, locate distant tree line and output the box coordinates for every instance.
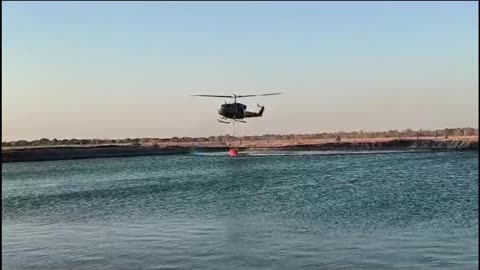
[2,128,478,147]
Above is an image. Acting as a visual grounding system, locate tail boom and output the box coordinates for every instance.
[244,106,265,118]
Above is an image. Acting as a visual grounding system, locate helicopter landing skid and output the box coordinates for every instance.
[217,119,230,124]
[217,118,247,124]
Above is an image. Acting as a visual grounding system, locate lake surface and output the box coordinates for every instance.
[2,150,478,269]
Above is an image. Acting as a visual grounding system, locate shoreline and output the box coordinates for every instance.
[2,138,478,163]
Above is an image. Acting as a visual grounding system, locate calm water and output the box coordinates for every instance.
[2,151,478,269]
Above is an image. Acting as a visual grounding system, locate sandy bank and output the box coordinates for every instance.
[2,138,478,163]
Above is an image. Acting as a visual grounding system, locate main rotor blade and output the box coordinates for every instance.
[191,94,233,98]
[191,92,282,98]
[236,93,282,98]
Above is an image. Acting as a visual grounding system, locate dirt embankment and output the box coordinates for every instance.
[2,138,478,163]
[1,145,196,163]
[263,139,478,151]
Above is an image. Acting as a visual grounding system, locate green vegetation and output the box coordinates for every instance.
[2,128,478,148]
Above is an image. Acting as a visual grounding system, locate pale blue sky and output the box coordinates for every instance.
[2,1,478,140]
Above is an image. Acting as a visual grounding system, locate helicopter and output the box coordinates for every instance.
[192,93,282,124]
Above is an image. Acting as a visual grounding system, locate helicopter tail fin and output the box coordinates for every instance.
[258,106,265,116]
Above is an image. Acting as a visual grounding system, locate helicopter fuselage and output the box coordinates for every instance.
[218,103,264,119]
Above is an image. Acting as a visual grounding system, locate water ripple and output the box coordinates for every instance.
[2,151,478,269]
